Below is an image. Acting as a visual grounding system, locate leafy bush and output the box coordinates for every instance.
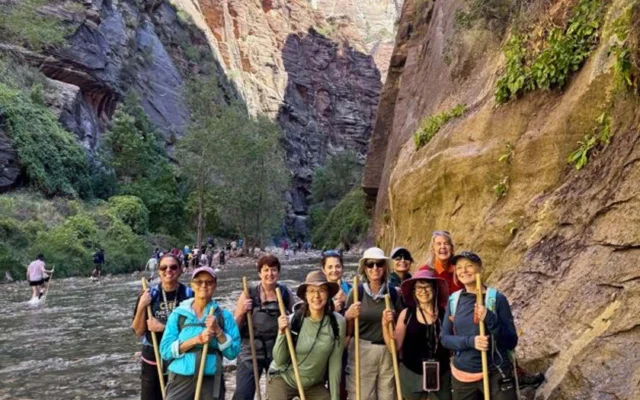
[495,0,604,104]
[0,83,92,197]
[107,195,149,234]
[608,6,639,92]
[312,189,370,250]
[413,104,466,150]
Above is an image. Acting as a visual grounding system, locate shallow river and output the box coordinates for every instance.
[0,259,357,400]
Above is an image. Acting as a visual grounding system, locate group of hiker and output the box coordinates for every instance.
[131,230,543,400]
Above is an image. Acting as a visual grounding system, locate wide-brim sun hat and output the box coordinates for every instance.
[400,269,450,308]
[191,266,217,280]
[390,247,414,262]
[297,270,340,299]
[358,247,392,275]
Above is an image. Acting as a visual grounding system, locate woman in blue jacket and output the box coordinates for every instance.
[160,266,241,400]
[441,252,518,400]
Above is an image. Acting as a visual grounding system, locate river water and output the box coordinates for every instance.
[0,258,357,400]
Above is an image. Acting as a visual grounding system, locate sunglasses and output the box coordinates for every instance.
[159,264,180,271]
[323,250,342,257]
[365,260,387,269]
[192,279,215,287]
[393,256,411,261]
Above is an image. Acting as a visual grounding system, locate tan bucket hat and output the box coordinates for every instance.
[297,270,340,299]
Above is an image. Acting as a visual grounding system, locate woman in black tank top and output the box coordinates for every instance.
[382,269,452,400]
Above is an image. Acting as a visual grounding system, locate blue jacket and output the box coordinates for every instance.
[160,298,241,376]
[441,289,518,373]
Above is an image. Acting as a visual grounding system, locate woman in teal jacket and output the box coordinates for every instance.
[160,266,241,400]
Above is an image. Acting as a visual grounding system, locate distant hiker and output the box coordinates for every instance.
[383,269,452,400]
[131,254,193,400]
[344,247,403,399]
[26,254,52,299]
[92,249,105,279]
[389,247,414,289]
[304,241,311,253]
[200,251,209,267]
[441,252,518,400]
[267,271,346,400]
[282,240,289,259]
[154,248,160,260]
[232,254,295,400]
[238,238,243,248]
[419,231,462,293]
[218,250,226,266]
[145,256,158,280]
[160,266,241,400]
[208,236,214,247]
[320,250,351,313]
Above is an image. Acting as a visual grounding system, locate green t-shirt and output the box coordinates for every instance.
[270,312,346,400]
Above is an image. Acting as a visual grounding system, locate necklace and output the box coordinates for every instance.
[161,286,177,314]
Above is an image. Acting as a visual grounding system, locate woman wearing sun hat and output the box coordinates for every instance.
[267,270,346,400]
[344,247,403,399]
[382,269,452,400]
[159,266,241,400]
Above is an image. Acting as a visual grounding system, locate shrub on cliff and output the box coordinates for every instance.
[107,195,149,235]
[0,83,92,197]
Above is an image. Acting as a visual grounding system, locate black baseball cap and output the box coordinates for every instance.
[451,251,482,266]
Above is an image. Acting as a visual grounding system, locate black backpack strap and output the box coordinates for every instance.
[290,310,304,348]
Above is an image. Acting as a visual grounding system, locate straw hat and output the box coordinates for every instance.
[399,269,449,308]
[357,247,392,275]
[297,270,340,299]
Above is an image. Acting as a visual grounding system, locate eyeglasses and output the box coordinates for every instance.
[365,260,386,269]
[192,279,215,287]
[415,286,434,293]
[159,264,180,271]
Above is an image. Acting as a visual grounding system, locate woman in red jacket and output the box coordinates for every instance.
[419,231,462,293]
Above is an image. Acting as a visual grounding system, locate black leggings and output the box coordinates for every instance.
[451,369,517,400]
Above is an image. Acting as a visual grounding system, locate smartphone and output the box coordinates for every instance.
[423,360,440,392]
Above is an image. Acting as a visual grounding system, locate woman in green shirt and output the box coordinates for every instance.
[267,271,346,400]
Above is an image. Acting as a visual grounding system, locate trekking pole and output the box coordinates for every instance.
[141,278,166,399]
[42,268,55,304]
[476,274,490,400]
[243,277,263,400]
[195,305,215,400]
[276,287,306,400]
[384,294,402,400]
[353,276,361,400]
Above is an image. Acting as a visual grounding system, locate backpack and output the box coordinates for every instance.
[248,282,291,311]
[357,283,399,306]
[176,308,226,400]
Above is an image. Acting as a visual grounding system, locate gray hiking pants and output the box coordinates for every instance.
[165,373,224,400]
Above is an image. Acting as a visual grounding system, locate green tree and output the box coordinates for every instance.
[101,95,184,233]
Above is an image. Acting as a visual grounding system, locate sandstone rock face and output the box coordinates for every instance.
[311,0,404,81]
[363,0,640,398]
[188,0,382,235]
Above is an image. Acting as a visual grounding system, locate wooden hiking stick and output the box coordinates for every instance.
[276,287,306,400]
[476,274,490,400]
[195,306,215,400]
[243,277,262,400]
[385,294,402,400]
[353,276,361,400]
[42,268,55,304]
[141,278,166,399]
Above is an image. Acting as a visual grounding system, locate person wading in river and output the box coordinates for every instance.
[131,254,193,400]
[232,254,295,400]
[160,266,241,400]
[26,254,53,299]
